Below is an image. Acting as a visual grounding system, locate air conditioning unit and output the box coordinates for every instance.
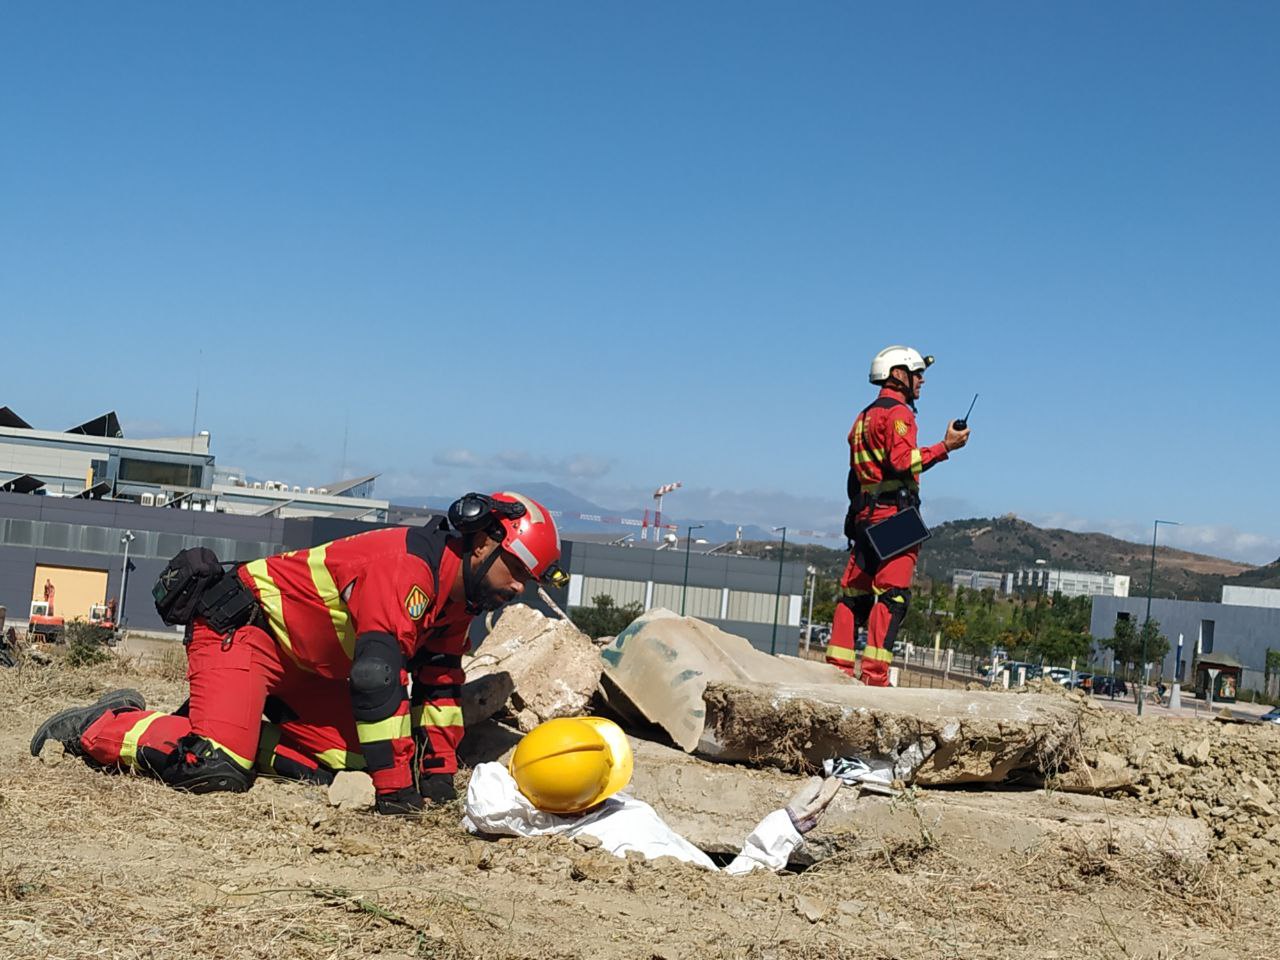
[155,493,168,507]
[306,486,316,495]
[292,485,301,493]
[318,487,329,495]
[252,481,263,490]
[139,492,155,506]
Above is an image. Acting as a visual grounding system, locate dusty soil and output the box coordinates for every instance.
[1,655,1277,959]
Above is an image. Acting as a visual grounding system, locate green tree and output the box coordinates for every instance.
[1107,617,1139,677]
[569,594,644,639]
[1137,618,1171,677]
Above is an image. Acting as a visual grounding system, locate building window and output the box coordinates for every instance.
[118,458,200,487]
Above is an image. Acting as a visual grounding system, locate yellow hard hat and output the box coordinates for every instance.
[508,716,634,814]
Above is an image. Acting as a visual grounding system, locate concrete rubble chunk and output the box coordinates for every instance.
[599,608,856,752]
[625,736,1208,866]
[698,679,1082,785]
[327,771,375,810]
[466,603,602,733]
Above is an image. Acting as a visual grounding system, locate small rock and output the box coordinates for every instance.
[837,899,867,916]
[1244,776,1277,806]
[327,771,375,810]
[338,837,380,856]
[37,742,65,766]
[794,894,827,923]
[573,833,603,850]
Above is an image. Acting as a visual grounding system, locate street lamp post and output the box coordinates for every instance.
[680,523,705,616]
[803,565,817,653]
[1138,519,1181,717]
[119,530,136,630]
[770,526,787,655]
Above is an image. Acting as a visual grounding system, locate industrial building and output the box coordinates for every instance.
[1016,566,1130,599]
[1090,588,1280,693]
[0,407,388,521]
[951,569,1013,594]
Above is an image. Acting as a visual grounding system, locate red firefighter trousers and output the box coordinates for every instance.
[824,507,918,687]
[80,620,365,778]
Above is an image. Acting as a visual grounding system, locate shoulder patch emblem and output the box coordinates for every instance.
[894,419,909,437]
[404,585,431,621]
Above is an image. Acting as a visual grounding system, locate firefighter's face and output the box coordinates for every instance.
[893,366,924,399]
[473,539,533,608]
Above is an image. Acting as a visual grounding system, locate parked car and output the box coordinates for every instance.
[1070,673,1094,690]
[1259,707,1280,725]
[1045,667,1071,686]
[1091,676,1128,697]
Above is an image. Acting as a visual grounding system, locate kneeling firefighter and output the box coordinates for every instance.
[462,716,842,874]
[31,491,565,815]
[824,347,969,686]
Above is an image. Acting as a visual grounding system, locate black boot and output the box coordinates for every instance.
[29,688,147,757]
[158,735,254,794]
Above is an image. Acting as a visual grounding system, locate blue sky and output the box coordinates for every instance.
[2,3,1277,562]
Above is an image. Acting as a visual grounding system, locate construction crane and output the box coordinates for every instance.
[649,481,681,542]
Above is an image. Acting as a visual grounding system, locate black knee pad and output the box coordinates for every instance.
[877,588,912,651]
[350,632,406,721]
[159,735,253,794]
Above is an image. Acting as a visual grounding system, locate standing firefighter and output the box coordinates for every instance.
[824,347,969,685]
[31,492,564,815]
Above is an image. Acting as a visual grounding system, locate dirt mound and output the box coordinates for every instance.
[1066,700,1280,880]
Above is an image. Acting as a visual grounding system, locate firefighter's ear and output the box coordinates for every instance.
[469,535,500,562]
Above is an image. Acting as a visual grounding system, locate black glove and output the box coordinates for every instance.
[420,773,457,804]
[374,786,424,816]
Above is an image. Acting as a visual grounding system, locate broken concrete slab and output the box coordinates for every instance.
[466,603,602,733]
[698,679,1082,785]
[456,727,1205,866]
[460,672,515,727]
[625,737,1208,865]
[599,609,855,752]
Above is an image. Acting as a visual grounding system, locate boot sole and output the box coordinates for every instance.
[29,688,147,757]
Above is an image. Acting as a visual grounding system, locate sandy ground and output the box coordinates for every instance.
[1,654,1275,960]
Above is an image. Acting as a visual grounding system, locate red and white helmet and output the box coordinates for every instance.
[490,491,564,585]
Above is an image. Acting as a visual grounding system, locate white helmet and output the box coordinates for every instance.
[869,346,934,385]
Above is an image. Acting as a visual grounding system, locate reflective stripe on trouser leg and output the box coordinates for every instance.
[860,588,911,687]
[412,653,466,777]
[255,723,334,785]
[79,709,191,771]
[825,601,858,676]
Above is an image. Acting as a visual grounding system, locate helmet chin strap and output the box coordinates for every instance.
[462,531,506,614]
[883,371,919,412]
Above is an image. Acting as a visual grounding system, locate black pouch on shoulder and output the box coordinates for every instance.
[152,547,225,626]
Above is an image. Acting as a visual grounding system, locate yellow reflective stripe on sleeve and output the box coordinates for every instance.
[862,646,894,663]
[315,748,366,771]
[306,544,357,660]
[910,449,923,475]
[824,644,856,663]
[118,712,163,769]
[356,714,412,743]
[243,558,294,659]
[256,724,283,772]
[411,704,465,729]
[205,737,254,771]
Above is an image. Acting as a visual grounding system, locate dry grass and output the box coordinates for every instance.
[1,656,1276,959]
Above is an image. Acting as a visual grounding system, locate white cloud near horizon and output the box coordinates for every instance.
[432,448,614,481]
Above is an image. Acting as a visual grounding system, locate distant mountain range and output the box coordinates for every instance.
[392,482,785,546]
[392,487,1279,601]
